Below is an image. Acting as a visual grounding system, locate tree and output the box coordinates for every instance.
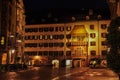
[107,16,120,79]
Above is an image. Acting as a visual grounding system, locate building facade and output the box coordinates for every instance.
[0,0,16,64]
[24,20,110,67]
[0,0,25,64]
[16,0,26,64]
[107,0,120,19]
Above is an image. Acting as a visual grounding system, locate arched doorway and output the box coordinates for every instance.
[52,59,59,68]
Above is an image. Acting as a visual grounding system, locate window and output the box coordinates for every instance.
[25,43,28,47]
[49,43,53,47]
[34,36,38,40]
[90,25,94,30]
[33,28,38,32]
[54,43,58,47]
[44,43,48,47]
[59,51,64,56]
[66,42,71,47]
[39,28,43,32]
[90,41,96,46]
[38,35,42,40]
[25,28,29,32]
[59,42,64,47]
[27,36,31,39]
[90,50,96,56]
[38,51,42,56]
[101,33,107,38]
[33,43,37,47]
[32,35,35,40]
[66,34,71,39]
[53,35,58,39]
[59,34,64,39]
[39,43,43,47]
[44,35,48,40]
[90,33,96,38]
[59,27,64,32]
[101,41,107,46]
[101,24,107,29]
[24,36,28,40]
[49,51,53,56]
[66,51,71,56]
[55,27,58,31]
[44,27,49,32]
[66,26,71,31]
[49,35,53,40]
[42,35,45,39]
[43,51,48,56]
[101,50,107,56]
[54,51,58,56]
[25,51,37,56]
[49,27,54,32]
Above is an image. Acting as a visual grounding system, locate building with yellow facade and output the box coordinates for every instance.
[24,20,110,67]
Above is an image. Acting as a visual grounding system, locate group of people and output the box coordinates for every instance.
[89,59,107,68]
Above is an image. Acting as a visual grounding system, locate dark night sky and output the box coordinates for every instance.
[23,0,108,12]
[23,0,110,24]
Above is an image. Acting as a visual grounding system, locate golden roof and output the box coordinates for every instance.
[71,25,88,36]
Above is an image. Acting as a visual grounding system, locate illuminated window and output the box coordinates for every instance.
[59,27,64,32]
[101,24,107,29]
[90,33,96,38]
[90,25,94,30]
[35,36,38,40]
[66,26,71,31]
[90,41,96,46]
[49,35,53,40]
[38,35,42,40]
[44,35,48,40]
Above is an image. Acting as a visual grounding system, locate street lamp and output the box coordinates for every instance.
[11,49,15,54]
